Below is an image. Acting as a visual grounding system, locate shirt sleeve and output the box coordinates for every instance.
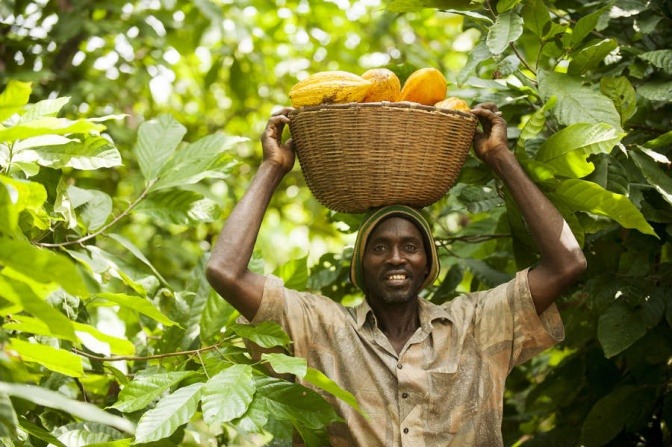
[469,268,565,372]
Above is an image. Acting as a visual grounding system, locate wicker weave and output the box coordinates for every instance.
[288,101,478,214]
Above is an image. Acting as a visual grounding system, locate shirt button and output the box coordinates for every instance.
[401,392,409,399]
[403,428,409,434]
[397,363,403,369]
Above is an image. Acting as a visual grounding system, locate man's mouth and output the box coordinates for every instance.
[384,272,409,285]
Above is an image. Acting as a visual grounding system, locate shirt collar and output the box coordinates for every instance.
[354,296,452,330]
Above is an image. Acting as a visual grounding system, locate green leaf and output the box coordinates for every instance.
[643,130,672,150]
[0,80,32,122]
[262,353,308,378]
[304,367,365,415]
[107,233,171,288]
[273,256,308,291]
[521,0,549,37]
[22,135,122,170]
[486,10,524,55]
[19,97,70,123]
[457,41,492,84]
[0,180,18,235]
[638,49,672,74]
[637,80,672,101]
[201,364,256,425]
[597,303,648,358]
[568,39,618,75]
[67,185,113,231]
[600,76,637,124]
[0,382,135,434]
[229,321,292,349]
[133,114,187,182]
[135,189,219,225]
[629,149,672,207]
[72,321,136,356]
[0,275,77,341]
[96,292,178,327]
[110,371,196,413]
[134,382,204,443]
[52,422,125,447]
[580,386,637,446]
[0,237,88,295]
[569,6,610,47]
[516,96,556,152]
[0,117,106,143]
[535,123,625,178]
[555,179,657,236]
[384,0,474,13]
[253,376,341,430]
[18,417,68,447]
[7,338,84,377]
[151,134,243,191]
[538,70,623,130]
[0,393,18,438]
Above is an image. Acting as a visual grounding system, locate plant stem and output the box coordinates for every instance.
[72,340,223,362]
[36,179,156,248]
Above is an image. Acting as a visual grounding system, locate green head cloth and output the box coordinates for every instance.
[349,205,440,292]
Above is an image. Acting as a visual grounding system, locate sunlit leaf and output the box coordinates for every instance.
[67,185,113,231]
[304,367,364,415]
[229,321,292,349]
[135,189,219,225]
[555,179,656,236]
[24,135,122,170]
[202,364,255,425]
[19,97,70,123]
[134,382,204,443]
[0,80,32,121]
[274,256,308,291]
[52,422,126,447]
[110,371,196,413]
[134,114,187,182]
[6,338,84,377]
[0,382,135,434]
[262,353,307,378]
[0,117,106,143]
[95,292,178,327]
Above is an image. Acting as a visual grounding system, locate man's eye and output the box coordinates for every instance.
[405,244,418,251]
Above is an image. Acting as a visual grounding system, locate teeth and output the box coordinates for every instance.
[388,274,406,280]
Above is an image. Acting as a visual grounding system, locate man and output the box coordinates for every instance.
[206,103,587,446]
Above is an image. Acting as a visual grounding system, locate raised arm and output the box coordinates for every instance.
[205,107,295,321]
[470,103,587,314]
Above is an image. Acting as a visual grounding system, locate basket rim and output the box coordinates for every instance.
[287,101,478,122]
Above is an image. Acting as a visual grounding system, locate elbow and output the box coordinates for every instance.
[205,257,238,294]
[560,249,588,286]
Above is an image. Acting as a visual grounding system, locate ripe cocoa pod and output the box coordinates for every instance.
[289,71,372,107]
[360,68,401,102]
[398,67,447,106]
[434,97,471,112]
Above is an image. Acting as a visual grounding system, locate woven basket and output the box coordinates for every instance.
[288,101,478,214]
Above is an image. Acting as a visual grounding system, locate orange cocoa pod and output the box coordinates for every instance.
[360,68,401,102]
[398,67,447,106]
[434,97,471,112]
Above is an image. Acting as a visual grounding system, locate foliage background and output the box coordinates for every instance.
[1,0,671,445]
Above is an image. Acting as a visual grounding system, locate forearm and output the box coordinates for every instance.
[488,149,586,312]
[206,160,287,318]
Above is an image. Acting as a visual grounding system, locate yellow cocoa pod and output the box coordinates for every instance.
[360,68,401,102]
[289,71,372,107]
[398,67,447,106]
[434,96,471,112]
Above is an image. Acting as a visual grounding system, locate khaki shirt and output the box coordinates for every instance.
[249,268,564,446]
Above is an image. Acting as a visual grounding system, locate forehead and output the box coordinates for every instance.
[368,216,424,240]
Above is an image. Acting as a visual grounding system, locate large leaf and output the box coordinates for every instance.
[110,371,196,413]
[535,123,624,178]
[133,114,187,182]
[0,237,88,296]
[95,292,178,327]
[568,6,610,48]
[0,382,135,434]
[0,117,106,143]
[0,80,32,121]
[636,80,672,101]
[600,76,637,124]
[629,149,672,207]
[67,185,113,231]
[520,0,549,37]
[638,49,672,74]
[273,256,308,291]
[134,382,204,443]
[486,10,523,55]
[304,367,364,415]
[537,70,622,130]
[229,321,292,349]
[555,179,656,236]
[135,189,219,225]
[52,422,126,447]
[17,135,123,170]
[18,97,70,123]
[7,338,84,377]
[568,39,618,75]
[201,364,256,425]
[151,134,243,191]
[253,376,341,430]
[262,353,308,378]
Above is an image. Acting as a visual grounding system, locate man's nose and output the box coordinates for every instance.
[388,246,405,264]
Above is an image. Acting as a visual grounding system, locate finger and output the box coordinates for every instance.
[271,106,295,117]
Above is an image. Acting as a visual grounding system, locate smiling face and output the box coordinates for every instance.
[362,216,429,305]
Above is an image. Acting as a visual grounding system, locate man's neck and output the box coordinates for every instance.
[368,297,421,354]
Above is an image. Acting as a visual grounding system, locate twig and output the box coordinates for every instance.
[72,340,222,362]
[36,179,156,248]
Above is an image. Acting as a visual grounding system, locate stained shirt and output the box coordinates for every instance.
[247,268,564,446]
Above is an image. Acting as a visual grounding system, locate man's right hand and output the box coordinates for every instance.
[261,107,295,174]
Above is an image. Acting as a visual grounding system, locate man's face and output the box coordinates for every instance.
[362,216,429,305]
